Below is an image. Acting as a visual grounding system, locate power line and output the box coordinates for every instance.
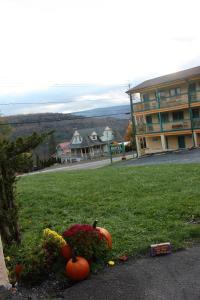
[0,83,128,88]
[0,112,130,126]
[0,101,77,106]
[51,84,128,88]
[0,97,129,106]
[0,83,129,106]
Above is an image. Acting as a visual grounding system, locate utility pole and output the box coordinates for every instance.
[186,80,195,147]
[109,141,113,164]
[106,129,112,164]
[128,84,138,158]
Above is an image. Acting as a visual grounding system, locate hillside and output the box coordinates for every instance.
[6,113,128,141]
[74,104,130,119]
[3,112,129,158]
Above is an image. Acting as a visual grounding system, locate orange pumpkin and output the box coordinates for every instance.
[93,220,112,249]
[66,256,90,281]
[98,227,112,249]
[61,244,72,261]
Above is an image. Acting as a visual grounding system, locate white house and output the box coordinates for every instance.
[70,126,116,160]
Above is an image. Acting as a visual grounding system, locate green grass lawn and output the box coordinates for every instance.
[6,164,200,262]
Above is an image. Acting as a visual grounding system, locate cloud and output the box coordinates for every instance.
[0,0,200,116]
[171,37,197,43]
[0,85,129,116]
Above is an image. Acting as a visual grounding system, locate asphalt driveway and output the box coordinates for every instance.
[63,247,200,300]
[3,246,200,300]
[63,246,200,300]
[118,148,200,167]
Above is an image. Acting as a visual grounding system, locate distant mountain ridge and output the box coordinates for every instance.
[3,110,129,159]
[4,111,128,141]
[74,104,130,119]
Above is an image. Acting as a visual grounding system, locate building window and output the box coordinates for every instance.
[143,94,149,102]
[152,137,159,142]
[146,115,152,124]
[161,112,169,123]
[192,109,199,119]
[189,83,196,93]
[158,90,166,99]
[170,87,181,97]
[172,111,184,121]
[140,137,146,149]
[74,136,82,143]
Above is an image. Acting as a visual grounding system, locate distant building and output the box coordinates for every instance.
[127,66,200,156]
[69,126,120,161]
[56,142,71,163]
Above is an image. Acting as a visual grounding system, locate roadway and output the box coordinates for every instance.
[21,154,134,176]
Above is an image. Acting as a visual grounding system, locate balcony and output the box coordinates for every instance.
[162,119,191,131]
[133,89,200,113]
[159,94,188,109]
[192,118,200,129]
[136,119,191,134]
[190,91,200,103]
[133,92,193,113]
[133,99,158,112]
[136,123,161,134]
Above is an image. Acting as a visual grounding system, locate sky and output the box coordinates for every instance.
[0,0,200,116]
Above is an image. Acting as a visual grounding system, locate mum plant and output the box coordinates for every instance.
[8,228,67,284]
[63,224,108,262]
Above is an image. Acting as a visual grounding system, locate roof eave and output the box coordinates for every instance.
[127,74,200,94]
[126,74,200,95]
[127,79,186,94]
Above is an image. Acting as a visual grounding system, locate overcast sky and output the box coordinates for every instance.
[0,0,200,115]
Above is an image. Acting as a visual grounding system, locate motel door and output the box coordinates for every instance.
[178,136,185,149]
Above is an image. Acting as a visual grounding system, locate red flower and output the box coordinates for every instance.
[63,224,103,240]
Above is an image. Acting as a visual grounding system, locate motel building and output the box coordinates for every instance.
[127,66,200,156]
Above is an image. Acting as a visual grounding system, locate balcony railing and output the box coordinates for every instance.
[136,123,160,134]
[133,95,189,112]
[146,123,161,133]
[192,118,200,129]
[134,99,158,112]
[162,119,191,131]
[136,119,192,134]
[159,94,188,108]
[190,91,200,103]
[133,90,200,113]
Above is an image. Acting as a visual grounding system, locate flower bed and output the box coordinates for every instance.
[6,222,112,285]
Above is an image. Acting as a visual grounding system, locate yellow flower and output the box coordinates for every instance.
[108,260,115,266]
[43,228,66,247]
[5,256,11,262]
[43,228,51,236]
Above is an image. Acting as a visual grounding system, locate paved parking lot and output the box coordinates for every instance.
[118,148,200,167]
[63,247,200,300]
[6,247,200,300]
